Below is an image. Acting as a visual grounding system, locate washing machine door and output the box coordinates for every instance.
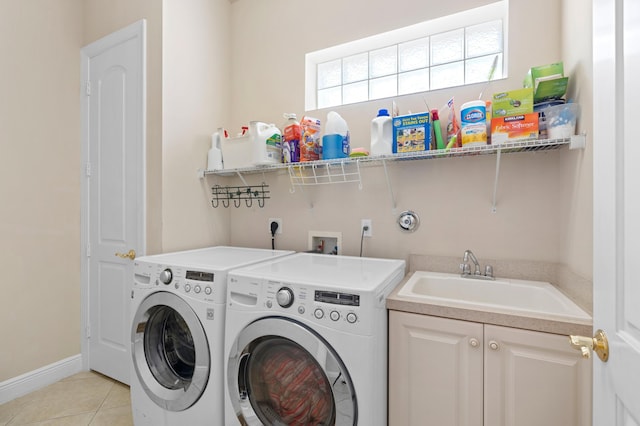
[131,291,209,411]
[227,317,356,425]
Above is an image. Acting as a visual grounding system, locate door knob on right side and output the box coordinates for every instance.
[569,329,609,362]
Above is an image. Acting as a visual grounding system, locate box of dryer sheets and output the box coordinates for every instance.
[523,62,569,103]
[492,88,534,118]
[393,112,431,153]
[490,113,539,144]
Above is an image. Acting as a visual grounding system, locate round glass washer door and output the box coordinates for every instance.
[227,317,357,425]
[131,291,210,411]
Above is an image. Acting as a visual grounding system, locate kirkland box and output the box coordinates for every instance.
[490,113,539,143]
[392,112,431,153]
[492,88,534,117]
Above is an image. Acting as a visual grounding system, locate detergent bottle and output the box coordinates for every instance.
[207,130,224,170]
[322,111,350,159]
[282,113,301,163]
[250,121,282,165]
[370,109,392,156]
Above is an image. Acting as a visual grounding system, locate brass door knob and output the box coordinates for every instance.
[569,329,609,362]
[115,249,136,260]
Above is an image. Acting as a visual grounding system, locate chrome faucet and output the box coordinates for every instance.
[460,250,495,280]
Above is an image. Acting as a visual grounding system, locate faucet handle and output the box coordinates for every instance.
[484,265,494,278]
[460,263,471,275]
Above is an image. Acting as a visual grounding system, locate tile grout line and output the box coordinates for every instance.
[87,379,116,425]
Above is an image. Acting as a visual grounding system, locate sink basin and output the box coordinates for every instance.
[397,271,591,323]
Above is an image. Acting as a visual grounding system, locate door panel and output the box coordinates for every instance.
[81,20,145,385]
[593,0,640,423]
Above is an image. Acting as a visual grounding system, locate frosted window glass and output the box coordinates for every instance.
[466,20,502,58]
[317,60,341,89]
[343,81,369,105]
[370,75,397,100]
[431,62,464,90]
[399,37,429,72]
[317,86,342,109]
[370,46,397,78]
[399,69,429,95]
[343,53,368,84]
[431,29,464,65]
[465,54,503,84]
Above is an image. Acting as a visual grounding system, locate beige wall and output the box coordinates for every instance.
[162,0,231,252]
[0,0,84,381]
[225,0,593,285]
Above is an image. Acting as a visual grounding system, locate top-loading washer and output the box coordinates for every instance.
[224,252,406,426]
[130,246,293,426]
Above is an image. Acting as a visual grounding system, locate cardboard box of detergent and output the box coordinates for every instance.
[492,88,534,118]
[392,112,431,153]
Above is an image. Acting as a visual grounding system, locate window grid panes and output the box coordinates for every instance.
[315,19,504,109]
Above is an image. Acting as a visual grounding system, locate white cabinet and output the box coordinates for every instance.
[388,311,592,426]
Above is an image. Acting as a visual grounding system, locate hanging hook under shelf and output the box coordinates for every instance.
[211,183,270,208]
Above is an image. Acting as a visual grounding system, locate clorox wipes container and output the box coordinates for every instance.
[460,100,487,147]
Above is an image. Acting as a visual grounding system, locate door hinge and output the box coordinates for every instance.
[85,81,91,96]
[86,325,91,339]
[86,243,91,257]
[85,162,91,177]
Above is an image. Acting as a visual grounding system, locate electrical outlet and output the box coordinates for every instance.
[361,219,372,237]
[268,218,282,235]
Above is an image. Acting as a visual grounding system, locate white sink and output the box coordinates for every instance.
[397,271,591,323]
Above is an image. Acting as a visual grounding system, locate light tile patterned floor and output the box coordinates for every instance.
[0,371,132,426]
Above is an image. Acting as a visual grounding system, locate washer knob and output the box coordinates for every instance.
[346,313,357,324]
[204,286,212,295]
[276,287,294,308]
[330,311,340,321]
[159,269,172,285]
[194,285,201,294]
[314,308,324,319]
[184,284,191,293]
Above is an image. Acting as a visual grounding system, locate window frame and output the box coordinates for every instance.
[305,1,509,111]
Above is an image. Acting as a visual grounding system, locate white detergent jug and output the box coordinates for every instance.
[250,121,282,166]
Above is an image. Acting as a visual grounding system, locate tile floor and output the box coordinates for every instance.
[0,371,132,426]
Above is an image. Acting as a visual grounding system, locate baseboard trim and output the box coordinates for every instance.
[0,354,83,404]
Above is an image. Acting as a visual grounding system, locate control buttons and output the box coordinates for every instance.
[204,286,212,295]
[276,287,294,308]
[159,269,172,285]
[489,340,500,351]
[469,338,480,348]
[266,300,273,309]
[330,311,340,321]
[298,306,305,315]
[314,308,324,319]
[346,313,357,324]
[184,284,191,293]
[194,285,201,294]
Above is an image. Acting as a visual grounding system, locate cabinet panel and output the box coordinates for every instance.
[389,311,483,426]
[484,324,592,426]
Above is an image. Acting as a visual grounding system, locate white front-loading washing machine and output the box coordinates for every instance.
[130,246,293,426]
[224,253,406,426]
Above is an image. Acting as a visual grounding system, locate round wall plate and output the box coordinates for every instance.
[398,210,419,232]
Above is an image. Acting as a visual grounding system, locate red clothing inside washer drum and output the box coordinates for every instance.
[253,345,334,425]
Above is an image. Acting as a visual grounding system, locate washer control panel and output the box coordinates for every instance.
[259,281,371,335]
[133,261,221,304]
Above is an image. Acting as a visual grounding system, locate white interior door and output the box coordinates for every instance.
[81,20,146,385]
[593,0,640,423]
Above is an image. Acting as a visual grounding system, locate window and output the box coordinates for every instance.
[305,1,508,110]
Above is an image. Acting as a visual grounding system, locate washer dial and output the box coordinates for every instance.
[276,287,294,308]
[159,269,172,285]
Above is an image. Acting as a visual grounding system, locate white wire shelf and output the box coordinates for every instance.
[202,136,575,178]
[200,135,585,211]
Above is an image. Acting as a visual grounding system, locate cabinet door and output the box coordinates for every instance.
[484,324,592,426]
[389,311,483,426]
